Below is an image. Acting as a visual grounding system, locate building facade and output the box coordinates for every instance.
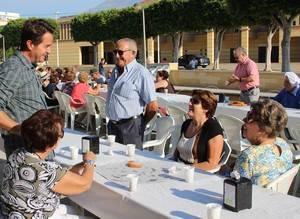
[47,15,300,68]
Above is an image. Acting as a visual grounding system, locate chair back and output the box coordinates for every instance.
[167,105,187,126]
[85,94,97,116]
[266,164,300,194]
[54,91,65,112]
[157,96,169,109]
[152,116,175,157]
[219,139,232,166]
[144,113,159,141]
[59,92,74,113]
[94,96,107,119]
[216,114,246,155]
[287,124,300,144]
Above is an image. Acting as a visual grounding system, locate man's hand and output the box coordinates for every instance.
[227,74,240,84]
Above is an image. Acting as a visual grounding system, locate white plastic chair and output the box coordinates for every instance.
[53,91,65,115]
[94,95,108,135]
[144,113,160,141]
[85,94,102,135]
[60,92,87,130]
[143,116,175,158]
[42,91,59,110]
[266,163,300,195]
[207,139,232,173]
[216,114,249,157]
[167,105,187,126]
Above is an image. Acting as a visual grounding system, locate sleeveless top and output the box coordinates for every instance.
[176,118,224,163]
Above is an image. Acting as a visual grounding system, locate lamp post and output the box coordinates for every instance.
[55,11,60,67]
[0,33,5,62]
[142,8,147,68]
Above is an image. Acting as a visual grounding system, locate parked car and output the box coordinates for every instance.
[178,54,210,69]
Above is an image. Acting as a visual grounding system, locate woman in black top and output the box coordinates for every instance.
[173,90,224,171]
[155,70,175,93]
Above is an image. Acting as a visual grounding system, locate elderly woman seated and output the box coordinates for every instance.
[71,71,99,109]
[273,71,300,109]
[173,90,224,171]
[0,110,96,218]
[155,70,175,93]
[234,99,293,187]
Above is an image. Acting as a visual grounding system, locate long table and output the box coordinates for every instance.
[54,129,300,219]
[156,93,300,128]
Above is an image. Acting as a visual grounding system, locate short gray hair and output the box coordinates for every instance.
[117,38,137,53]
[233,46,247,56]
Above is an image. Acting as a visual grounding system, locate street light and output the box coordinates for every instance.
[142,8,147,68]
[55,11,60,67]
[0,33,5,62]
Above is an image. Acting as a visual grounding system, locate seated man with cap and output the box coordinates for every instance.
[273,72,300,109]
[39,70,59,107]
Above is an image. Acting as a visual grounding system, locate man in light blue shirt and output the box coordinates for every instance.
[106,38,158,148]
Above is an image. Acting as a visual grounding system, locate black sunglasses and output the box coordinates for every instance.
[113,49,132,56]
[189,97,201,105]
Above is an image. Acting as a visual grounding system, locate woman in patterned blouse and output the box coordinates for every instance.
[234,99,293,186]
[0,110,96,218]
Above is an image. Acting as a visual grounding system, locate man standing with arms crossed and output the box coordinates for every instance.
[0,19,54,157]
[106,38,158,149]
[226,46,260,103]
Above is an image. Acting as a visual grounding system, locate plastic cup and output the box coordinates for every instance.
[164,89,168,94]
[107,135,116,146]
[224,96,230,103]
[184,166,195,183]
[127,144,136,157]
[69,146,79,160]
[206,203,222,219]
[126,174,139,192]
[168,166,177,175]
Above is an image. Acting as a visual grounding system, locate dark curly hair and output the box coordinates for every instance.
[157,70,169,80]
[248,99,287,138]
[20,19,55,51]
[192,90,218,118]
[21,110,64,153]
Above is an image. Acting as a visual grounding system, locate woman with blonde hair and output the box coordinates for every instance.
[70,71,99,108]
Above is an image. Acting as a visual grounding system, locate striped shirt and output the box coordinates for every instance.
[106,59,156,121]
[0,51,47,133]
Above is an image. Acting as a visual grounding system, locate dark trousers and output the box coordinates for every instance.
[2,133,24,158]
[107,116,145,149]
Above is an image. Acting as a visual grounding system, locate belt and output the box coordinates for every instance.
[241,86,257,93]
[110,114,141,125]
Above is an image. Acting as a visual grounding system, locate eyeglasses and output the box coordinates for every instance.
[189,97,201,105]
[113,49,132,56]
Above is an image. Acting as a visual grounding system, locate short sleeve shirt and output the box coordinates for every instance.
[234,137,293,187]
[0,148,67,218]
[234,57,260,91]
[273,85,300,109]
[106,59,157,121]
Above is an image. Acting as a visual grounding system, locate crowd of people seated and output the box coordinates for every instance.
[35,65,109,110]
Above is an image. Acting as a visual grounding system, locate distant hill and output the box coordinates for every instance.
[89,0,142,12]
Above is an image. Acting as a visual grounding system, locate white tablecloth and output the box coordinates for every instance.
[156,93,300,128]
[54,129,300,219]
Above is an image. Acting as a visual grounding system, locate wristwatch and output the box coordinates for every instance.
[84,160,96,167]
[239,77,242,82]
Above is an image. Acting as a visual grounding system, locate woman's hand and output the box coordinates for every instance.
[83,151,96,162]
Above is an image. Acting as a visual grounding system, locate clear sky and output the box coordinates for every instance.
[1,0,105,18]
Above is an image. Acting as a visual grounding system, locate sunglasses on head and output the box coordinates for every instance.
[113,49,132,56]
[189,97,201,105]
[243,111,256,123]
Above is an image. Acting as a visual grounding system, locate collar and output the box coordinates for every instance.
[15,51,36,70]
[124,59,137,73]
[241,57,250,64]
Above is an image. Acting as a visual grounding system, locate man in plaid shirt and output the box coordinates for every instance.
[0,19,54,157]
